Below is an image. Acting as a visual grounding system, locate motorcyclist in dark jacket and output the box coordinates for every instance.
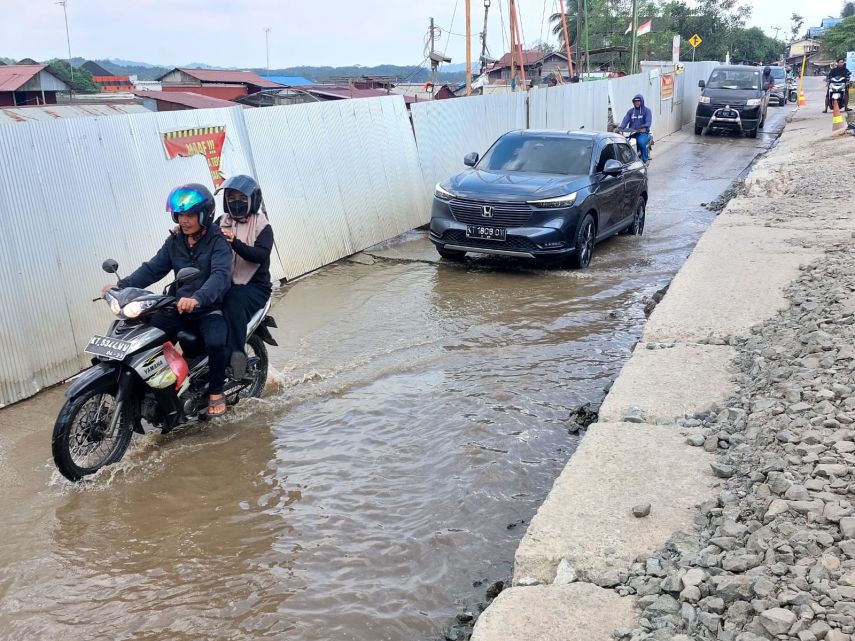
[824,58,852,112]
[101,183,233,416]
[619,94,653,163]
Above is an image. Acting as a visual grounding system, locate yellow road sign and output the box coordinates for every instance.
[688,34,702,48]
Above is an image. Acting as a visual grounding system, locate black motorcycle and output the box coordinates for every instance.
[51,259,277,481]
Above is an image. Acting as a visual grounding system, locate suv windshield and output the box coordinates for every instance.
[706,69,761,90]
[479,135,594,175]
[769,68,785,81]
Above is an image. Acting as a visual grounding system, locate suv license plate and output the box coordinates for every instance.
[718,109,738,119]
[466,225,506,241]
[85,335,133,360]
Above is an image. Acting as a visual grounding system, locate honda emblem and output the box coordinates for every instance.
[482,205,493,218]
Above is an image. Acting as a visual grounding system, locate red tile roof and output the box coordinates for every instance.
[0,65,47,92]
[135,90,244,109]
[169,68,283,88]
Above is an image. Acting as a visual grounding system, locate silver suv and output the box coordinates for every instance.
[768,66,787,105]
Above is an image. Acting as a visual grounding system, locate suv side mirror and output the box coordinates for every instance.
[463,152,479,167]
[102,259,119,274]
[698,80,705,88]
[175,267,201,284]
[603,159,623,176]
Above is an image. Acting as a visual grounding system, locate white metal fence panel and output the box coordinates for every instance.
[528,80,610,132]
[244,95,428,281]
[679,62,721,125]
[411,91,527,199]
[0,106,257,405]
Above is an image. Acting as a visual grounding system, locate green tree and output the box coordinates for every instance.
[790,13,804,40]
[46,60,102,93]
[822,16,855,58]
[843,2,855,18]
[730,27,785,63]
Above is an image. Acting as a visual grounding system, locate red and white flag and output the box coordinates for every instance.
[625,19,653,36]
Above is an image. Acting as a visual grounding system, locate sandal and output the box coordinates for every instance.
[207,393,227,417]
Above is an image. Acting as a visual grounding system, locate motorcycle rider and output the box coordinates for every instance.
[100,183,233,417]
[216,175,274,381]
[824,58,852,113]
[619,94,653,164]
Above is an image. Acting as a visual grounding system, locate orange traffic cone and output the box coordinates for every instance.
[798,90,807,107]
[832,98,845,131]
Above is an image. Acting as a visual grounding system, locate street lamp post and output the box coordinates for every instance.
[55,0,74,87]
[264,27,271,73]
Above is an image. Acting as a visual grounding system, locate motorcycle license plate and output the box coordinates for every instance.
[85,335,133,360]
[832,93,842,100]
[466,225,506,241]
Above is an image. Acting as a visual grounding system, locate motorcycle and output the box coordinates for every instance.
[826,78,849,111]
[787,78,798,103]
[615,128,652,164]
[51,259,278,481]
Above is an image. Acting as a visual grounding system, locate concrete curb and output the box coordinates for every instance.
[470,81,841,640]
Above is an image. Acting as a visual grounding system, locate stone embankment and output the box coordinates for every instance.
[472,85,855,640]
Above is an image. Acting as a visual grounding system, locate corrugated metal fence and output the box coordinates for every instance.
[0,62,719,406]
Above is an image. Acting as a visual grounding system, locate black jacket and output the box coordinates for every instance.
[118,226,233,311]
[828,67,852,82]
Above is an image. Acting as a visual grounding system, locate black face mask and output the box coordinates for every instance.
[227,199,249,220]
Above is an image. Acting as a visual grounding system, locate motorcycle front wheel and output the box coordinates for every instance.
[51,386,135,481]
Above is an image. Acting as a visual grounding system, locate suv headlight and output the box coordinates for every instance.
[528,192,578,208]
[698,96,710,104]
[746,98,762,106]
[434,184,455,201]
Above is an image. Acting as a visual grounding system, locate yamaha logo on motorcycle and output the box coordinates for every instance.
[51,260,278,482]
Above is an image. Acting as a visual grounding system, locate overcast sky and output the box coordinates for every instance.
[1,0,847,69]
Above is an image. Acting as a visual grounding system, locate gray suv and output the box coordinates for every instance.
[768,66,787,105]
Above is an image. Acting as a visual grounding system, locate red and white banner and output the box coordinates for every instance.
[162,126,227,188]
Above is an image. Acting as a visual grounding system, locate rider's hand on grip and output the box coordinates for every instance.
[177,297,199,314]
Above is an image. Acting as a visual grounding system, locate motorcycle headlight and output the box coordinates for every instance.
[528,192,578,208]
[122,300,157,319]
[434,184,455,201]
[746,98,762,106]
[698,96,710,104]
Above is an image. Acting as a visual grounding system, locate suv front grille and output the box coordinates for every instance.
[449,199,532,227]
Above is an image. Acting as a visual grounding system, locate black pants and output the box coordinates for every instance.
[222,284,270,357]
[150,310,228,395]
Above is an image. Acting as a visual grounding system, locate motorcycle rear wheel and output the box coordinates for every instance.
[51,386,135,481]
[230,334,269,403]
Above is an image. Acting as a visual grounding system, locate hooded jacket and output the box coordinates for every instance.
[620,94,653,132]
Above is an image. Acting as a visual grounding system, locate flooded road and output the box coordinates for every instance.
[0,112,788,641]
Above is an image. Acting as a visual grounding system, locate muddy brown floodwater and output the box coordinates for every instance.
[0,112,787,641]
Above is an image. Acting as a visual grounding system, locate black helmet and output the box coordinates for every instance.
[166,183,216,227]
[219,174,262,221]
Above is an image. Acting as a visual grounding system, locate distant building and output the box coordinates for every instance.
[807,18,843,38]
[262,75,314,87]
[157,67,283,100]
[239,84,419,107]
[0,65,69,106]
[485,50,572,85]
[131,78,163,92]
[81,60,134,93]
[136,90,245,112]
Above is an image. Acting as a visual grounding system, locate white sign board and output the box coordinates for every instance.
[848,51,855,74]
[673,35,681,64]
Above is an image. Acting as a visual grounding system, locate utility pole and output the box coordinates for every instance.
[480,0,491,75]
[630,0,639,74]
[55,0,73,88]
[558,0,574,77]
[264,27,271,73]
[466,0,472,95]
[509,2,516,90]
[430,17,437,92]
[584,0,590,76]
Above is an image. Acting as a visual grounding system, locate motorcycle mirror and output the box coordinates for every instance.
[175,267,201,284]
[102,259,119,274]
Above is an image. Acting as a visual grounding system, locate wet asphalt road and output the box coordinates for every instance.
[0,107,789,641]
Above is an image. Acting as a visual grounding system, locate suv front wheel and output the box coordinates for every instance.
[569,214,596,269]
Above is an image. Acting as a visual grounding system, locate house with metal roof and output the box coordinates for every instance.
[157,67,284,101]
[0,65,70,106]
[485,50,572,84]
[81,60,135,93]
[135,90,245,112]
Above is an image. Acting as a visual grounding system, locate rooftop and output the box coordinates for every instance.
[160,67,284,88]
[135,90,245,109]
[0,65,47,92]
[262,75,314,86]
[0,103,149,126]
